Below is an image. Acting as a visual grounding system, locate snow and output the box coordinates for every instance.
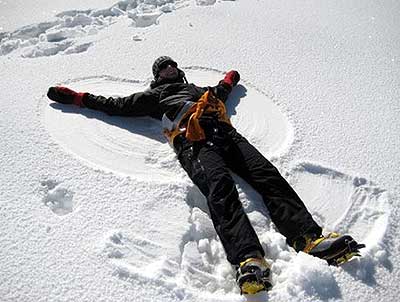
[0,0,399,301]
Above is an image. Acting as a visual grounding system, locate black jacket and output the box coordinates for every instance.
[82,81,232,121]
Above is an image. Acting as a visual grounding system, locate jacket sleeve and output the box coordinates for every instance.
[210,82,233,103]
[82,88,161,119]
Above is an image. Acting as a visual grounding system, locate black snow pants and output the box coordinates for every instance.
[174,118,322,265]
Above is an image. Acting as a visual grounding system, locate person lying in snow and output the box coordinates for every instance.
[47,56,365,295]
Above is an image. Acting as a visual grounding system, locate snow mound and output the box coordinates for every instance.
[0,0,233,57]
[42,67,293,181]
[271,253,340,301]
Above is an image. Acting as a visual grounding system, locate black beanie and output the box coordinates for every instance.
[152,56,178,78]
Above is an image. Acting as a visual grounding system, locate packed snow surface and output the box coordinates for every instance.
[1,0,399,301]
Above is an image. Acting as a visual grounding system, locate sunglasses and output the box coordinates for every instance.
[159,60,178,71]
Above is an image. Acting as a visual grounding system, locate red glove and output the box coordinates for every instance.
[222,70,240,87]
[47,86,87,107]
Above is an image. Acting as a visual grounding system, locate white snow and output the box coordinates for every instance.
[1,0,399,301]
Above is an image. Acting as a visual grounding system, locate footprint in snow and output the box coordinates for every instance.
[40,180,74,216]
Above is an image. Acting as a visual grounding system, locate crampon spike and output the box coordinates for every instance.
[328,239,366,266]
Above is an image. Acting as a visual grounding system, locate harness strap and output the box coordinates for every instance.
[162,89,231,145]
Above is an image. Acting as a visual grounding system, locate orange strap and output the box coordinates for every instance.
[185,91,209,141]
[164,90,231,145]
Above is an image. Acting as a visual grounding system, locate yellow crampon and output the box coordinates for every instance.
[302,232,340,254]
[241,281,266,295]
[236,257,272,295]
[301,232,365,266]
[332,251,362,266]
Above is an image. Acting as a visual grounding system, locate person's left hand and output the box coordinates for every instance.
[222,70,240,87]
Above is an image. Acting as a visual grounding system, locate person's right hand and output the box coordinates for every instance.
[47,86,87,106]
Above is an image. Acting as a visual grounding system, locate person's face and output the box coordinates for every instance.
[158,63,179,80]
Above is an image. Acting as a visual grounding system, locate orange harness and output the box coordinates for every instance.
[163,90,231,145]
